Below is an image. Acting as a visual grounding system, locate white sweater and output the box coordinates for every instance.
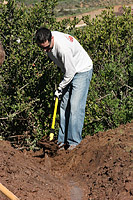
[47,31,93,89]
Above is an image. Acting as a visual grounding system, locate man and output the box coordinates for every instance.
[35,27,93,150]
[0,42,5,66]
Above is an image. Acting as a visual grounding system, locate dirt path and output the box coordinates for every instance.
[0,121,133,200]
[57,4,133,27]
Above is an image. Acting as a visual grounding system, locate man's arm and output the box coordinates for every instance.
[59,49,76,89]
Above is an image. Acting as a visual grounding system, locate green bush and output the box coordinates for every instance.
[0,1,132,149]
[76,7,133,135]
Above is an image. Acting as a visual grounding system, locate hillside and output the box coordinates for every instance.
[15,0,133,17]
[55,0,133,16]
[0,2,132,200]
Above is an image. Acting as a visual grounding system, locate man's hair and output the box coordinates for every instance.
[35,27,52,45]
[0,42,5,66]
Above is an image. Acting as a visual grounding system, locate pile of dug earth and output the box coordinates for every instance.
[0,122,132,200]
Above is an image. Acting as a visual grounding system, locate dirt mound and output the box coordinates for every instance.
[0,122,133,200]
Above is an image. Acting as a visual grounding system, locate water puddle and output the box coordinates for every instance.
[69,180,83,200]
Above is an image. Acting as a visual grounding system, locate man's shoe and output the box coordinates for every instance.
[68,145,77,150]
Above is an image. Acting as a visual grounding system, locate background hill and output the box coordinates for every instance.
[16,0,133,16]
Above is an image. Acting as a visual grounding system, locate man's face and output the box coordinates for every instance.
[39,39,53,52]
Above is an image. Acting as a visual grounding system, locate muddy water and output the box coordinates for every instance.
[70,180,83,200]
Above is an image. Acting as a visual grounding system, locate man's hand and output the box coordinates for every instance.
[54,87,62,100]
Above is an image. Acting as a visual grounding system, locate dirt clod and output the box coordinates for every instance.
[38,136,65,157]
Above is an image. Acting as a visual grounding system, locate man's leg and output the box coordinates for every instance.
[67,69,93,145]
[58,84,71,144]
[58,69,93,145]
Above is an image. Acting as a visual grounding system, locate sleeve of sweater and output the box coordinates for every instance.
[59,48,76,89]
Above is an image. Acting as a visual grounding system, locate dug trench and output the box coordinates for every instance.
[0,122,133,200]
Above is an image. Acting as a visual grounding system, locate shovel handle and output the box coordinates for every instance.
[0,183,20,200]
[50,97,58,141]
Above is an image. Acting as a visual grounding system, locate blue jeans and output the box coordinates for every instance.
[58,69,93,146]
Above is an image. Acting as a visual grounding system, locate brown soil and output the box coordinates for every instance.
[0,121,133,200]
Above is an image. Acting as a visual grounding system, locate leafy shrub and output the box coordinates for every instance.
[76,6,132,135]
[0,1,132,148]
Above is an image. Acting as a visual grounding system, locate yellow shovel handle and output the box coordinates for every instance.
[0,183,20,200]
[49,97,58,141]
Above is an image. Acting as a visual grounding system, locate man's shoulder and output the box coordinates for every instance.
[52,31,64,36]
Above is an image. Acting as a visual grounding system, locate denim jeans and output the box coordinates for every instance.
[58,68,93,146]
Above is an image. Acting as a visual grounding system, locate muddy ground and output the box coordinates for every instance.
[0,121,133,200]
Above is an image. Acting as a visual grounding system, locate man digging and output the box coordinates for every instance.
[35,27,93,150]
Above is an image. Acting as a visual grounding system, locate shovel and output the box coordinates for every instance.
[0,183,20,200]
[38,97,62,156]
[49,96,58,141]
